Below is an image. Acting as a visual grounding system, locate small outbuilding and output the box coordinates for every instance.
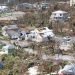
[2,44,15,54]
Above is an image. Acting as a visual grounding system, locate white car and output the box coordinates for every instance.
[63,36,71,42]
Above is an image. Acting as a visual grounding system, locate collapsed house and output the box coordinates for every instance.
[39,27,55,40]
[25,27,55,42]
[2,26,55,42]
[2,25,21,39]
[27,29,43,42]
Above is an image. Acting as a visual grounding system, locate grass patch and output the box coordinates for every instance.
[0,36,9,40]
[0,45,3,49]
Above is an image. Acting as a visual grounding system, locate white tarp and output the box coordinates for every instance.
[58,64,75,75]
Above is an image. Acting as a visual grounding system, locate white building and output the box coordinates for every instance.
[70,0,75,6]
[50,10,69,21]
[58,64,75,75]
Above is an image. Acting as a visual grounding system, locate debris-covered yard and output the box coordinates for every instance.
[0,0,75,75]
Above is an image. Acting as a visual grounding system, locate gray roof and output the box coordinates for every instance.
[7,25,18,30]
[6,30,20,38]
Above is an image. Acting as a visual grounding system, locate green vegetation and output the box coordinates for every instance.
[0,45,4,49]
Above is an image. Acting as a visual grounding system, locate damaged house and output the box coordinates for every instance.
[25,27,55,42]
[2,25,21,39]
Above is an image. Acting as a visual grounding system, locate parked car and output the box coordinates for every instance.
[33,2,49,10]
[62,36,71,42]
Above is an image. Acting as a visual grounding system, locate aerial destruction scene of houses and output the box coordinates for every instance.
[1,0,75,75]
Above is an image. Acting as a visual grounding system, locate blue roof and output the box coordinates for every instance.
[0,62,4,69]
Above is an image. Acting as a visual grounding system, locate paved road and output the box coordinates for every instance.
[54,36,75,44]
[41,54,75,62]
